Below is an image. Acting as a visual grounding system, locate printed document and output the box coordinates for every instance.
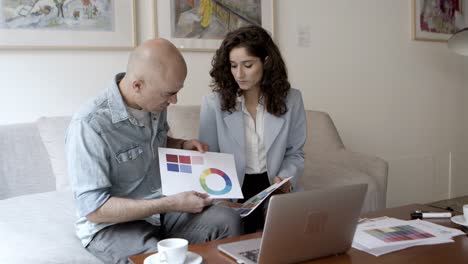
[232,176,293,218]
[352,217,465,256]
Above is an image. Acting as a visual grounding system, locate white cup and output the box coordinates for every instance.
[463,204,468,223]
[157,238,188,264]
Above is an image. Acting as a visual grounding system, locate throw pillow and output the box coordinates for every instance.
[37,116,71,191]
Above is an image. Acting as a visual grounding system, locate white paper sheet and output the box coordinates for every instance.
[352,238,453,256]
[352,217,465,256]
[158,148,243,198]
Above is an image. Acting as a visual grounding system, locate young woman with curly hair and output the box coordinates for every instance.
[198,25,307,233]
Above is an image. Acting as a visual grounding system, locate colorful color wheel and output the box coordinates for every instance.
[199,168,232,195]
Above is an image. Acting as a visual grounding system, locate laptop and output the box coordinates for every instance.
[218,184,368,264]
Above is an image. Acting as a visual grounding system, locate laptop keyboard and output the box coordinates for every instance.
[239,249,260,262]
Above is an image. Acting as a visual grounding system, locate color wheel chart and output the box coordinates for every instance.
[200,168,232,195]
[364,225,435,243]
[158,148,243,198]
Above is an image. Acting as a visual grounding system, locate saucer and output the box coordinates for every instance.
[144,251,202,264]
[450,215,468,227]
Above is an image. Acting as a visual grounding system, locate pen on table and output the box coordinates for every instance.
[410,210,452,219]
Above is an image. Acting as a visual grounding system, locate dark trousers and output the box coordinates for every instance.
[238,172,270,234]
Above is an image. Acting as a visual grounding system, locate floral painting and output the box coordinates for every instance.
[412,0,465,41]
[0,0,114,31]
[0,1,135,49]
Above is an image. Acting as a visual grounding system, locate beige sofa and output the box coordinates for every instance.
[0,105,388,264]
[168,106,388,211]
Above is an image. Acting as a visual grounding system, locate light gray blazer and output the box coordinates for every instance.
[198,88,307,189]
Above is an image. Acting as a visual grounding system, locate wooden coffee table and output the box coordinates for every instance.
[129,204,468,264]
[427,195,468,213]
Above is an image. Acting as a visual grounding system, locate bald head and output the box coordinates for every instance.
[119,38,188,112]
[126,38,187,82]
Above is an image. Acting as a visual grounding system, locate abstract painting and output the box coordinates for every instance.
[155,0,274,51]
[412,0,465,41]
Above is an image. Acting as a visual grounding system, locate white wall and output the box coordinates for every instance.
[277,0,468,207]
[0,0,467,207]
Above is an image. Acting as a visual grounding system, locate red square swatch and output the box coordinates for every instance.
[179,155,191,164]
[166,154,178,163]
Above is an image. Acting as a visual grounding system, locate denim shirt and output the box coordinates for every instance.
[65,73,169,246]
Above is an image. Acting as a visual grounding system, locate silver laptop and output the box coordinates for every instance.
[218,184,368,264]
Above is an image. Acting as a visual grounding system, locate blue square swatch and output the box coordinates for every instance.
[167,163,179,172]
[179,164,192,173]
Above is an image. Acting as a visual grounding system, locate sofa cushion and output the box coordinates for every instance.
[305,111,344,152]
[167,105,200,139]
[0,122,55,199]
[0,191,102,264]
[37,116,72,191]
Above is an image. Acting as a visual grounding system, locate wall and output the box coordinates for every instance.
[0,0,467,207]
[277,0,468,207]
[457,58,468,199]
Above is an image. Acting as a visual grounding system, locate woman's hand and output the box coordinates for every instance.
[273,176,292,193]
[182,139,209,152]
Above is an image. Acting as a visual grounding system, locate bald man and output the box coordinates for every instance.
[66,39,242,264]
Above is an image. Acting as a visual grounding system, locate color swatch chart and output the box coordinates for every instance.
[158,147,243,198]
[166,154,204,174]
[364,225,435,243]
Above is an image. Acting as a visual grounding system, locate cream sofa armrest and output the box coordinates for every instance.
[301,150,388,212]
[339,151,389,203]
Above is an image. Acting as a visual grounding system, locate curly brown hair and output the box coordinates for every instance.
[209,25,290,116]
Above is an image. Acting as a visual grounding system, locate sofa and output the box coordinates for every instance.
[0,105,388,264]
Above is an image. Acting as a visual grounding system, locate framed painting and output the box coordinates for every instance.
[0,0,136,49]
[154,0,274,51]
[412,0,465,42]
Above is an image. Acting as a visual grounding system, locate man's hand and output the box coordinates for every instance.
[273,176,292,193]
[169,191,212,213]
[183,139,208,152]
[86,192,213,223]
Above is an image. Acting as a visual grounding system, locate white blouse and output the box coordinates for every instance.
[238,96,267,174]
